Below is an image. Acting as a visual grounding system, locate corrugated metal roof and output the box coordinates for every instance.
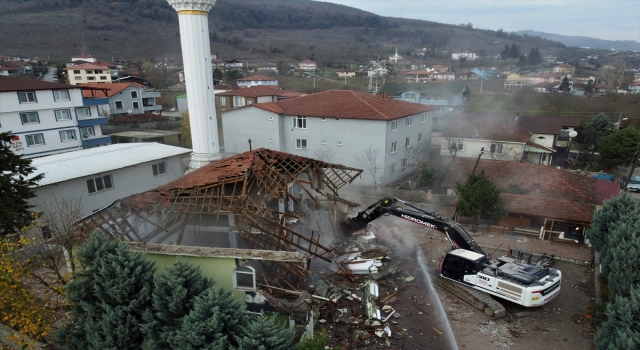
[30,143,191,186]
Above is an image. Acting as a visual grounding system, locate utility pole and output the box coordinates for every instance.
[472,147,485,175]
[623,142,640,190]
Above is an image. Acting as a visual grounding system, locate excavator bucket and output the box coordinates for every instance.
[345,211,369,229]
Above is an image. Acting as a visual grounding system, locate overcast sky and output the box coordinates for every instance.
[317,0,640,42]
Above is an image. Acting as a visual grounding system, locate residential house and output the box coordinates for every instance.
[0,76,112,158]
[80,83,162,116]
[222,90,437,186]
[431,65,449,72]
[336,70,356,77]
[368,66,389,77]
[298,59,317,71]
[553,64,576,75]
[437,114,580,166]
[442,158,619,242]
[64,63,113,85]
[91,60,119,79]
[236,75,278,88]
[404,70,454,82]
[375,81,468,131]
[255,64,279,74]
[178,70,185,84]
[452,52,478,60]
[215,86,303,112]
[29,143,190,216]
[174,84,238,112]
[211,59,226,70]
[225,59,243,70]
[72,148,361,327]
[0,66,19,76]
[71,54,96,63]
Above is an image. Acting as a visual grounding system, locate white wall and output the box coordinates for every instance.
[32,155,185,216]
[440,138,524,162]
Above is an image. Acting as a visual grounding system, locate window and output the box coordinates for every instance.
[115,101,124,109]
[401,158,408,173]
[76,107,90,118]
[335,118,340,122]
[86,174,113,194]
[54,110,72,121]
[406,117,412,127]
[132,101,140,109]
[73,70,80,74]
[490,143,503,154]
[422,113,428,123]
[219,97,226,106]
[87,77,95,81]
[59,130,76,141]
[152,161,167,176]
[293,116,307,129]
[295,139,307,149]
[131,90,138,98]
[100,76,107,80]
[389,163,396,175]
[18,91,36,103]
[25,134,44,146]
[86,70,93,74]
[405,137,411,148]
[405,93,416,101]
[246,100,253,105]
[74,77,82,81]
[450,140,464,151]
[418,132,423,143]
[390,141,397,154]
[20,112,39,124]
[80,126,95,138]
[427,98,436,101]
[234,96,244,106]
[53,90,70,101]
[95,70,103,74]
[233,266,256,290]
[391,120,398,131]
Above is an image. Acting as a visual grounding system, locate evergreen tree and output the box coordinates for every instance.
[455,170,506,224]
[500,45,510,59]
[528,47,542,65]
[509,43,520,59]
[579,113,613,155]
[602,221,640,298]
[594,286,640,350]
[171,287,246,349]
[142,259,216,350]
[56,233,156,349]
[585,79,594,97]
[598,126,640,169]
[0,132,44,237]
[237,314,294,350]
[518,54,528,68]
[559,76,571,92]
[587,192,640,253]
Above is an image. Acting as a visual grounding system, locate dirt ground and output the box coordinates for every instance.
[339,215,597,350]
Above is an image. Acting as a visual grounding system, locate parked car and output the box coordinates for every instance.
[622,175,640,192]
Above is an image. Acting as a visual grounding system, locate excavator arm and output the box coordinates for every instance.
[347,197,486,256]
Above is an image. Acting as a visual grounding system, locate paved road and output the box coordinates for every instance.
[42,66,56,82]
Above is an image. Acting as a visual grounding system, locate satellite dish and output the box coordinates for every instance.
[83,134,89,139]
[127,109,133,114]
[569,131,578,138]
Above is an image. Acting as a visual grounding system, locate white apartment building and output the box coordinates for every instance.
[0,76,112,158]
[451,52,478,61]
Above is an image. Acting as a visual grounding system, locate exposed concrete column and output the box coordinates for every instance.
[167,0,220,170]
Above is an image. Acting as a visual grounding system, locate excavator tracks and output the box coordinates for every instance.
[433,276,507,319]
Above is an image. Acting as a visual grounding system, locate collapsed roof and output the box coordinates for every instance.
[75,148,362,291]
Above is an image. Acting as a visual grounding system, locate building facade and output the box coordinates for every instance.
[0,77,112,158]
[64,63,113,85]
[80,83,162,116]
[222,90,436,186]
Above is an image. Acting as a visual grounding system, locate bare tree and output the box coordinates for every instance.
[354,146,382,187]
[313,148,335,163]
[599,57,625,94]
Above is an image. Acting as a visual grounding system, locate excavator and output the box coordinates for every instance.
[346,197,561,307]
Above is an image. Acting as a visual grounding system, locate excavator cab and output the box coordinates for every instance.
[441,249,489,282]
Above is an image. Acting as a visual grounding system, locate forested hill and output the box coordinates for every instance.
[0,0,576,63]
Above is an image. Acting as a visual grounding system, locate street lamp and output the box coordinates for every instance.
[616,113,628,130]
[567,130,577,168]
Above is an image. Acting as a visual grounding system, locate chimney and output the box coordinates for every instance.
[515,112,519,121]
[380,92,388,100]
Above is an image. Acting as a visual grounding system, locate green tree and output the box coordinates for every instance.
[585,79,594,97]
[518,54,528,68]
[213,68,223,81]
[598,126,640,169]
[181,110,192,147]
[0,132,44,237]
[559,76,571,93]
[237,314,294,350]
[509,43,520,59]
[500,45,510,59]
[594,286,640,350]
[142,259,216,350]
[455,170,506,223]
[602,221,640,298]
[587,192,640,254]
[297,331,339,350]
[528,47,542,65]
[56,233,156,349]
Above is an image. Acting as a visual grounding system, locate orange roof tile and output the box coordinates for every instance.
[64,63,110,70]
[251,90,436,121]
[79,82,145,98]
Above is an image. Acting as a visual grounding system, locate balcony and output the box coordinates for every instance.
[142,91,161,99]
[78,117,108,127]
[81,135,112,148]
[142,97,162,112]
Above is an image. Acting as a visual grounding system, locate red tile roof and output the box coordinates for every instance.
[63,63,110,70]
[79,82,144,98]
[0,76,77,92]
[404,70,435,75]
[500,193,595,222]
[236,75,278,81]
[251,90,437,121]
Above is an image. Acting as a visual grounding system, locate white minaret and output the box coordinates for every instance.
[167,0,220,169]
